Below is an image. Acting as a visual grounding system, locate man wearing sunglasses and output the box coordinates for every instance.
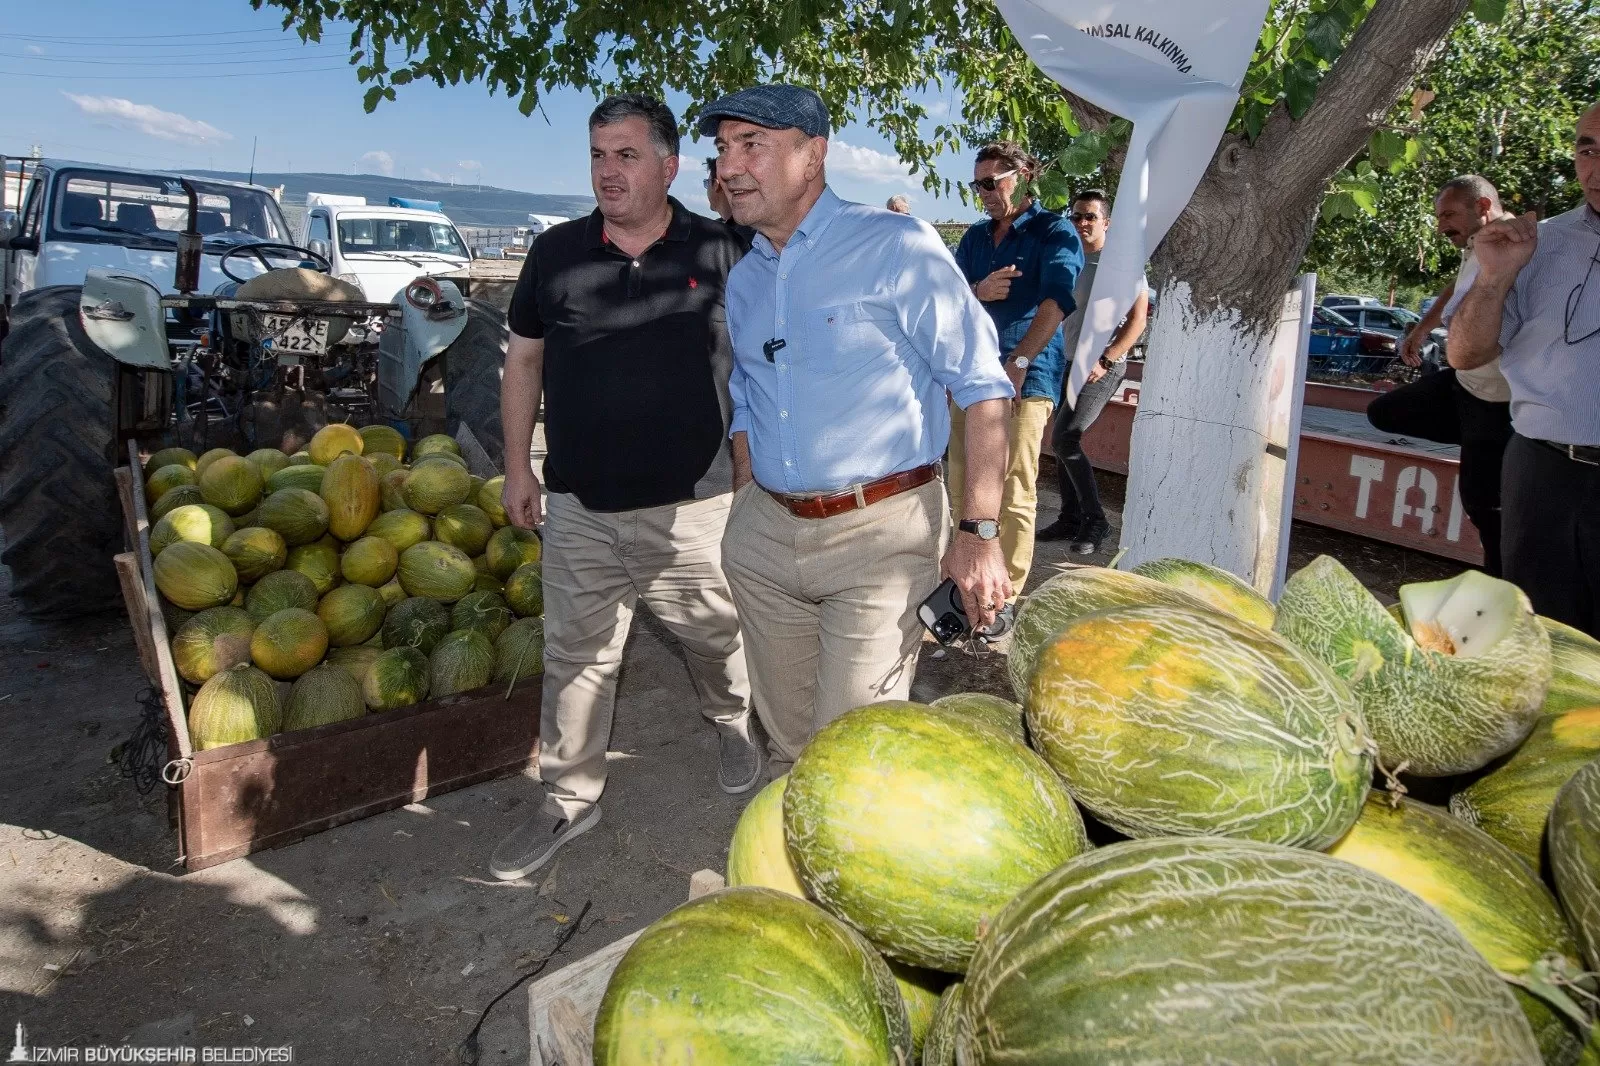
[1446,102,1600,636]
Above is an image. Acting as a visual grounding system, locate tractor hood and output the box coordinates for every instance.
[37,238,271,296]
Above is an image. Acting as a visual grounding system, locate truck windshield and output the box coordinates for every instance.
[52,170,290,243]
[337,217,468,257]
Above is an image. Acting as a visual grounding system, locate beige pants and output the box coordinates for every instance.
[947,395,1054,596]
[538,491,751,820]
[721,477,949,773]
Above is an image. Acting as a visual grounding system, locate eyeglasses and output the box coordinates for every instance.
[1565,238,1600,345]
[1071,212,1102,223]
[968,170,1017,193]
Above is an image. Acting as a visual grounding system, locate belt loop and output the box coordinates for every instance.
[853,482,868,510]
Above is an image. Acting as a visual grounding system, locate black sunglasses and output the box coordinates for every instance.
[968,170,1017,193]
[1565,238,1600,346]
[1071,212,1102,223]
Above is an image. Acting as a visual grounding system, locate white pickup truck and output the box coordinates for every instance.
[303,193,473,304]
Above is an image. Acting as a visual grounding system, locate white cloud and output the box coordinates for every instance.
[925,99,951,118]
[25,44,44,55]
[359,150,395,176]
[420,167,446,182]
[827,140,915,187]
[62,93,230,145]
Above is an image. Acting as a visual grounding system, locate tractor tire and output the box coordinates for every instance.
[0,286,124,618]
[441,299,509,472]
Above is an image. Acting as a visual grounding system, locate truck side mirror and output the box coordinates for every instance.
[307,239,329,259]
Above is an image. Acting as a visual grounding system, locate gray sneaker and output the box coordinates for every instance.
[488,803,602,881]
[717,715,764,795]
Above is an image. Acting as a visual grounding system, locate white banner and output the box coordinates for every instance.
[993,0,1271,404]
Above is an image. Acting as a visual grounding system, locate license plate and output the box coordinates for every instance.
[261,314,329,356]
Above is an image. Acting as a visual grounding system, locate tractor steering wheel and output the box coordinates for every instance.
[219,242,333,284]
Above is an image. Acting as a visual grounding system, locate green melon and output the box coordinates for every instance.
[1029,604,1371,848]
[145,462,197,504]
[593,887,912,1066]
[1129,556,1276,629]
[367,452,403,479]
[1006,565,1218,699]
[364,646,430,710]
[286,539,340,596]
[379,467,410,511]
[320,453,381,541]
[198,455,264,517]
[726,775,806,897]
[1275,556,1552,775]
[478,475,508,526]
[429,628,494,697]
[170,606,256,685]
[188,663,281,750]
[469,474,487,499]
[403,457,473,515]
[382,596,452,655]
[340,536,398,586]
[282,663,368,732]
[245,569,319,621]
[317,583,386,647]
[485,525,542,579]
[929,692,1024,743]
[958,837,1541,1066]
[433,503,493,556]
[288,450,312,465]
[150,504,235,554]
[786,702,1088,972]
[1544,618,1600,715]
[326,645,385,689]
[451,590,511,640]
[194,447,237,477]
[923,983,963,1066]
[397,541,475,602]
[222,526,287,582]
[358,424,407,460]
[265,464,328,495]
[256,488,330,546]
[503,562,543,618]
[1328,792,1592,1063]
[492,617,545,686]
[250,607,329,679]
[365,509,431,554]
[153,541,238,611]
[889,961,947,1060]
[376,577,406,608]
[143,446,198,478]
[308,422,364,465]
[150,483,205,522]
[1551,758,1600,973]
[245,448,291,479]
[412,433,461,459]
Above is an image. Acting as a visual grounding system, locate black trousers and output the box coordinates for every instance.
[1501,434,1600,638]
[1052,361,1127,525]
[1366,369,1512,576]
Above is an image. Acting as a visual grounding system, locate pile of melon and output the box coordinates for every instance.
[593,558,1600,1066]
[141,424,545,751]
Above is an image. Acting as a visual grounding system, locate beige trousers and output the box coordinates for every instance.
[721,477,949,773]
[947,395,1055,596]
[538,490,751,821]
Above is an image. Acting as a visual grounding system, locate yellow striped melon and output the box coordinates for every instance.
[726,775,806,898]
[319,453,380,541]
[485,524,542,579]
[170,606,256,685]
[1129,556,1275,629]
[145,463,196,504]
[403,457,472,515]
[221,526,286,582]
[340,536,398,586]
[256,487,330,546]
[188,663,281,750]
[250,607,328,679]
[308,422,363,464]
[198,455,264,516]
[153,541,238,611]
[358,423,407,460]
[150,503,235,554]
[143,446,197,478]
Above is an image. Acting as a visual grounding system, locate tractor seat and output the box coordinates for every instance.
[229,267,365,347]
[116,203,159,232]
[61,192,104,228]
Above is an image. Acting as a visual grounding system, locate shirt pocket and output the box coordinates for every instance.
[802,301,899,372]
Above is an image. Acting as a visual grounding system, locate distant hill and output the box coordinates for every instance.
[190,170,594,228]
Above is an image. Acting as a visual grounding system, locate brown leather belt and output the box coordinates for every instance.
[764,463,939,519]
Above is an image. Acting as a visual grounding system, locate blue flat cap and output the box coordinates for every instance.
[697,84,830,140]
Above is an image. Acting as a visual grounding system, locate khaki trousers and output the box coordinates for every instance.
[947,395,1055,595]
[721,477,949,773]
[538,490,751,821]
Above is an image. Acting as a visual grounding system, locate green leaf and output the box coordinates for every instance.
[1368,129,1405,169]
[1284,61,1320,119]
[362,85,384,113]
[1303,13,1344,61]
[1471,0,1507,23]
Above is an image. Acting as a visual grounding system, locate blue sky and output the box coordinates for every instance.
[0,1,982,222]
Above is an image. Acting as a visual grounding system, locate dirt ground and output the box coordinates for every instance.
[0,470,1456,1063]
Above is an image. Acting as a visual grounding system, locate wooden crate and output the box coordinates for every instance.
[116,442,541,871]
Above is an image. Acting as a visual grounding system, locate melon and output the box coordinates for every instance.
[726,775,806,897]
[1275,556,1552,775]
[1006,565,1217,699]
[379,468,410,511]
[1327,792,1592,1063]
[474,571,504,595]
[429,628,494,697]
[288,450,312,465]
[593,887,911,1065]
[451,590,511,640]
[485,525,542,579]
[364,646,429,710]
[143,446,198,478]
[929,692,1024,743]
[340,536,398,586]
[492,617,545,686]
[286,539,340,596]
[428,450,469,469]
[188,663,281,750]
[403,457,472,515]
[366,509,431,554]
[376,577,406,608]
[317,583,386,647]
[1029,604,1371,848]
[433,503,493,557]
[1544,618,1600,715]
[145,463,197,504]
[308,422,364,465]
[412,433,461,460]
[198,455,264,516]
[150,503,235,554]
[785,702,1088,972]
[250,607,329,679]
[1129,556,1275,629]
[194,447,237,477]
[319,453,381,541]
[478,475,508,526]
[245,448,291,479]
[282,663,368,732]
[150,484,205,522]
[469,475,487,499]
[382,596,451,655]
[153,541,238,611]
[889,961,947,1060]
[1550,758,1600,973]
[222,526,287,582]
[358,423,407,460]
[397,541,475,602]
[170,606,256,685]
[326,645,385,689]
[503,562,543,618]
[266,464,328,495]
[245,569,319,621]
[367,452,403,479]
[923,983,963,1066]
[958,837,1542,1066]
[256,487,330,546]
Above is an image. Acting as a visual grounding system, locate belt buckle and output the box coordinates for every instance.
[1570,444,1600,466]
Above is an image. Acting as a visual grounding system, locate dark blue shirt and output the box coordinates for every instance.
[954,202,1084,401]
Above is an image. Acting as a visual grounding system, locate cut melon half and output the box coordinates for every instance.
[1398,570,1523,659]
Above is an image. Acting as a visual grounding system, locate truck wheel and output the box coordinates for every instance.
[442,299,509,472]
[0,286,124,617]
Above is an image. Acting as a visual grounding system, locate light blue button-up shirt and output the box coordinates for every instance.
[727,187,1012,494]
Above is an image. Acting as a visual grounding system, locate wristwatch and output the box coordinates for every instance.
[1011,356,1031,370]
[959,519,1001,541]
[1097,354,1120,371]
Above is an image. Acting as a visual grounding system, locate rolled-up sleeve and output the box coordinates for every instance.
[892,221,1013,410]
[1037,220,1084,316]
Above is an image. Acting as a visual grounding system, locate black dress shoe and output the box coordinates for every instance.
[1070,518,1112,556]
[1037,517,1082,542]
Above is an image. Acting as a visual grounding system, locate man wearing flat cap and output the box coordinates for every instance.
[702,83,1014,774]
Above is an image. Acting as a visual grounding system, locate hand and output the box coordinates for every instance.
[1472,212,1539,282]
[1085,359,1109,384]
[975,265,1022,302]
[1004,362,1026,407]
[503,467,543,528]
[942,531,1013,632]
[1398,328,1424,368]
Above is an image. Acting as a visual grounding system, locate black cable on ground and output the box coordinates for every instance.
[454,899,594,1065]
[114,686,168,796]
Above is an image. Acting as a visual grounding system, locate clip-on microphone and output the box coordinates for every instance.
[762,338,787,362]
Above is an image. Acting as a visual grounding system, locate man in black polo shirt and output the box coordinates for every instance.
[488,94,759,881]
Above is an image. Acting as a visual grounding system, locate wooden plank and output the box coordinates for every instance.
[547,998,592,1066]
[125,441,192,762]
[114,466,138,551]
[114,552,161,686]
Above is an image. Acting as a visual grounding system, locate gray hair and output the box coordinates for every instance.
[589,93,680,158]
[886,194,911,213]
[1437,174,1500,209]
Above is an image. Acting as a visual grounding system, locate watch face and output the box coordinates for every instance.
[977,520,1000,540]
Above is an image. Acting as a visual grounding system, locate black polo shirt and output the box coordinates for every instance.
[508,198,747,512]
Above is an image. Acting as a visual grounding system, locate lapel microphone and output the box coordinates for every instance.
[762,338,787,362]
